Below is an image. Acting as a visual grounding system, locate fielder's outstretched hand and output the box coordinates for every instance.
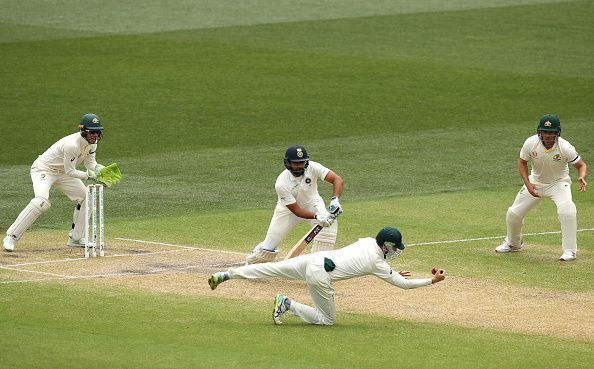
[431,267,446,284]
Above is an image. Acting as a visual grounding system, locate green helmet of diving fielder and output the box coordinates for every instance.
[376,226,405,259]
[537,114,561,135]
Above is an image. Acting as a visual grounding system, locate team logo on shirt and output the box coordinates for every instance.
[305,178,311,184]
[552,154,562,161]
[531,151,538,158]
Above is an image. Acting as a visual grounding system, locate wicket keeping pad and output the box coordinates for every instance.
[97,163,122,187]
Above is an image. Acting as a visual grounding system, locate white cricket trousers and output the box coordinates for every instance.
[228,254,337,325]
[506,179,578,251]
[256,198,338,252]
[8,167,87,240]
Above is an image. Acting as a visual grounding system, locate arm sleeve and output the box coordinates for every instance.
[373,260,432,289]
[561,141,580,164]
[84,149,103,172]
[63,144,88,180]
[276,182,296,207]
[309,161,330,181]
[519,137,532,161]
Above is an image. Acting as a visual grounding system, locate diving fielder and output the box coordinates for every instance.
[245,145,344,264]
[3,114,107,252]
[496,114,588,261]
[209,226,447,325]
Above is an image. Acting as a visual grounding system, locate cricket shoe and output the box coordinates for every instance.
[3,235,16,252]
[246,246,278,264]
[67,237,86,248]
[559,250,577,261]
[208,272,226,290]
[273,293,289,325]
[495,241,524,253]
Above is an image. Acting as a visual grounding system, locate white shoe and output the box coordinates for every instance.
[67,237,86,248]
[3,235,16,252]
[495,241,524,253]
[559,250,577,261]
[246,246,278,264]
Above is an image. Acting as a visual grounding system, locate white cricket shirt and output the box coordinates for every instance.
[32,132,100,180]
[321,237,432,289]
[275,161,330,207]
[520,135,580,185]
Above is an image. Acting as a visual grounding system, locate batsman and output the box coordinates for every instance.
[245,145,344,264]
[3,113,122,252]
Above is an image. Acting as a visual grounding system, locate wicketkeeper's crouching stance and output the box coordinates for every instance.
[209,227,446,325]
[3,113,122,252]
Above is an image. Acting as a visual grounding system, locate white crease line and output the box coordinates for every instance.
[0,271,148,284]
[2,245,230,268]
[115,237,246,256]
[407,228,594,246]
[0,266,71,278]
[1,248,190,268]
[5,257,88,267]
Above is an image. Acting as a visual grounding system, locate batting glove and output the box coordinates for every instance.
[314,213,334,227]
[328,196,343,216]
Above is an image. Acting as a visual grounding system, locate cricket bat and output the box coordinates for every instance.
[284,214,337,260]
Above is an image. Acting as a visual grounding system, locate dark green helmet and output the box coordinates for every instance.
[376,226,405,259]
[537,114,561,134]
[79,113,104,132]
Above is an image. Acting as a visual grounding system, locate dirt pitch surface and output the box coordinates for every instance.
[1,237,592,342]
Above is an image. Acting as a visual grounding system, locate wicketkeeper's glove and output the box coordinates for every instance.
[96,163,122,187]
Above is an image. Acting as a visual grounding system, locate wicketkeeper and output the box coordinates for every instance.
[209,226,447,326]
[3,113,122,252]
[245,145,344,264]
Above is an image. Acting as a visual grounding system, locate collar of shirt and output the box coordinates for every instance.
[288,168,308,183]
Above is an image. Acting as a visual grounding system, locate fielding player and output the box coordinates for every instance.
[245,145,344,264]
[3,114,108,252]
[209,226,447,326]
[496,114,588,261]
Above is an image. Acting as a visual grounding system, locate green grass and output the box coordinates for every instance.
[1,0,593,368]
[1,283,592,369]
